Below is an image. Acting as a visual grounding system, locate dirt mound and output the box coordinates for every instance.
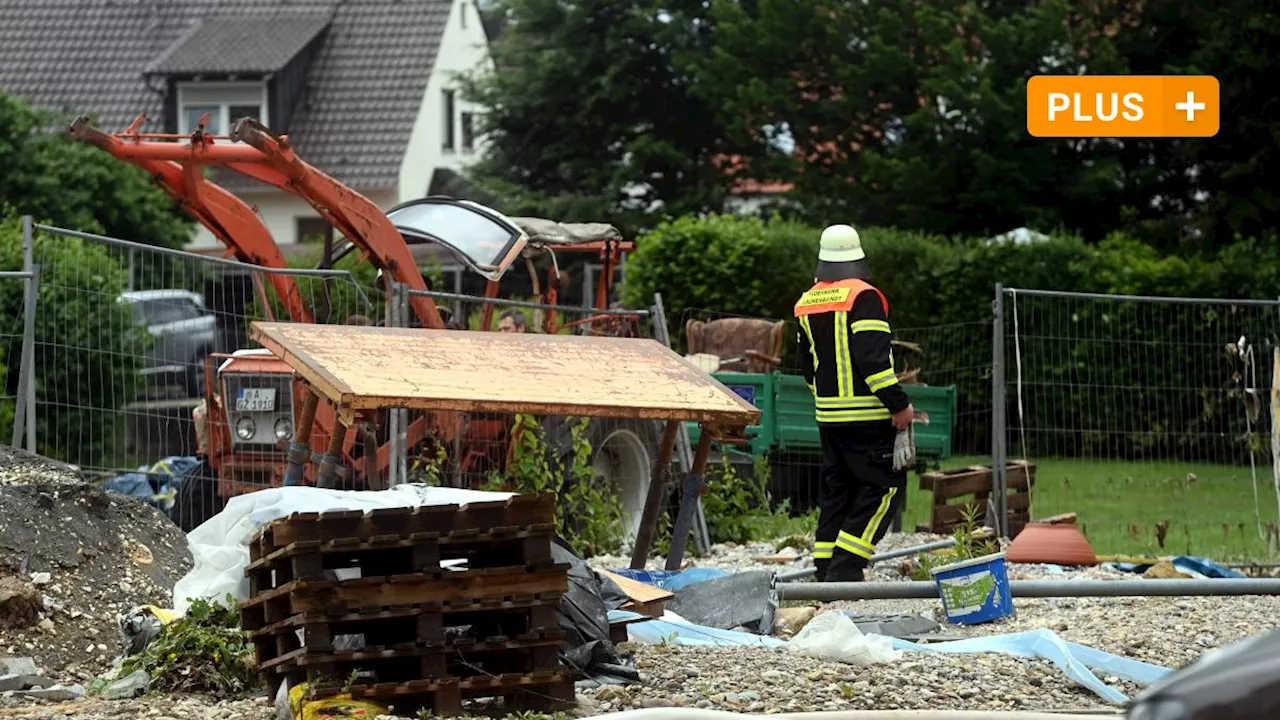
[0,452,192,682]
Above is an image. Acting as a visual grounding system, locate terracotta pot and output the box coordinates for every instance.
[1006,522,1098,566]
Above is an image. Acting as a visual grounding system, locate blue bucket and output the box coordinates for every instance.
[929,552,1013,625]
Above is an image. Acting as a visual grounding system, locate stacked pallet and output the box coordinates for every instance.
[238,493,576,716]
[917,461,1036,537]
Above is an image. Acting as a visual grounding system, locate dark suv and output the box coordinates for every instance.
[119,290,218,397]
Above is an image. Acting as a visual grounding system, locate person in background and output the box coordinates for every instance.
[498,309,528,333]
[795,224,914,582]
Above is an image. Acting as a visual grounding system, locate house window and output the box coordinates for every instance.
[461,112,475,152]
[442,89,456,151]
[296,217,333,245]
[177,82,268,136]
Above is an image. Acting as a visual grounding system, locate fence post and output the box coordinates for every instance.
[396,282,410,484]
[12,217,36,450]
[386,282,401,486]
[991,283,1009,538]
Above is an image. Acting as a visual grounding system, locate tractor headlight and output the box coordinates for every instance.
[274,417,293,441]
[235,416,256,440]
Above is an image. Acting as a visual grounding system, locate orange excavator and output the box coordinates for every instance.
[69,113,650,529]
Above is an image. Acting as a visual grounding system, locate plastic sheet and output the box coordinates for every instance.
[890,629,1172,705]
[790,610,901,665]
[609,609,788,648]
[172,484,514,613]
[665,570,777,633]
[554,539,639,685]
[607,567,730,592]
[1103,556,1246,579]
[611,610,1171,704]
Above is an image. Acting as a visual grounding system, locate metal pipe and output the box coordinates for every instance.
[631,420,680,569]
[776,578,1280,602]
[283,391,321,486]
[405,288,650,317]
[776,538,960,582]
[316,419,348,489]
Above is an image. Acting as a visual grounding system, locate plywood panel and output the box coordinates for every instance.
[250,322,761,426]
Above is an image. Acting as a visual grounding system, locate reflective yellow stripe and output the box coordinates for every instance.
[860,487,898,546]
[833,310,853,397]
[815,408,892,423]
[814,541,835,560]
[850,319,891,334]
[836,531,874,552]
[835,534,873,559]
[866,367,898,392]
[799,315,818,377]
[815,395,885,409]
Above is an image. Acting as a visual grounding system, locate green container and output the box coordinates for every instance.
[688,370,956,466]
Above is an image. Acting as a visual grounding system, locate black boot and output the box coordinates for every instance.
[814,558,830,582]
[827,555,867,582]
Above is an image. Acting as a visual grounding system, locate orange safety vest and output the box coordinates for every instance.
[793,278,889,318]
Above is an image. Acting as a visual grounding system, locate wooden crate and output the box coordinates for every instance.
[917,461,1035,536]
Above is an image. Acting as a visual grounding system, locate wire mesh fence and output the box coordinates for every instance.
[997,287,1280,559]
[23,223,380,514]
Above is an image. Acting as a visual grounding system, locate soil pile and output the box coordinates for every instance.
[0,449,192,681]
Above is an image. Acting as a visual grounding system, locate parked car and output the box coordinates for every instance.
[119,290,217,397]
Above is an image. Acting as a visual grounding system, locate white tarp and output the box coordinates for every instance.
[172,484,513,614]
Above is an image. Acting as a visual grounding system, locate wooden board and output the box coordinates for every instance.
[249,321,762,426]
[598,569,674,618]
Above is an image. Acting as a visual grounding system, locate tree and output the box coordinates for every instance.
[0,92,191,248]
[458,0,730,231]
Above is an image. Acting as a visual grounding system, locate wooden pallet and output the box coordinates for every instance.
[246,524,557,594]
[249,594,563,665]
[316,669,579,715]
[239,564,570,629]
[917,461,1035,536]
[263,629,566,687]
[249,494,557,562]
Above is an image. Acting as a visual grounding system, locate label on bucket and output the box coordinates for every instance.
[938,571,997,616]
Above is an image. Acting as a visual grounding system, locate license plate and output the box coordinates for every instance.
[235,388,276,412]
[729,386,757,405]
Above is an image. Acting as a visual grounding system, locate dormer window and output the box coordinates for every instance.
[177,82,268,135]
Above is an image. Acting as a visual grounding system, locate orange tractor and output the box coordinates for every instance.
[70,114,661,531]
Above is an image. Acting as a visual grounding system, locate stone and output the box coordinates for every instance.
[29,572,51,586]
[0,674,53,691]
[16,684,85,701]
[102,669,150,700]
[0,577,42,630]
[0,657,38,676]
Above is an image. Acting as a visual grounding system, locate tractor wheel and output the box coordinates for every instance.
[170,458,225,532]
[543,417,665,544]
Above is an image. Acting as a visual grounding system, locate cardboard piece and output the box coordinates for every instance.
[597,570,674,618]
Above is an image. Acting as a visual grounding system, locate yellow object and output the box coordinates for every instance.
[289,682,389,719]
[138,605,177,625]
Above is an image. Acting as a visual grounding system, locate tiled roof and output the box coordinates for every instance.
[0,0,454,191]
[146,15,332,76]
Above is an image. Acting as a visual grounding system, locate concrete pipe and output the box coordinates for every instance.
[775,578,1280,602]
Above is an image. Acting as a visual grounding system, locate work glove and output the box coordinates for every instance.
[892,424,916,472]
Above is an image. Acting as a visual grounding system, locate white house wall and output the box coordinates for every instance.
[399,0,494,202]
[187,188,399,250]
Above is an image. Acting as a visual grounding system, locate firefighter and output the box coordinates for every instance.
[795,224,914,582]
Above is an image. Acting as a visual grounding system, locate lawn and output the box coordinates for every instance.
[899,455,1280,562]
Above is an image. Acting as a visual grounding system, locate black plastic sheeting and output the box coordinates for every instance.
[666,569,777,633]
[552,538,640,686]
[1127,627,1280,720]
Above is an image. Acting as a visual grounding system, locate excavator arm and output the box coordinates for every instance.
[68,115,445,330]
[68,115,313,323]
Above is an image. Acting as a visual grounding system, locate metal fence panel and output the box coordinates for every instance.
[996,286,1280,558]
[24,222,379,487]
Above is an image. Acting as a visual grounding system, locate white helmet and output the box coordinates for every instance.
[818,224,865,263]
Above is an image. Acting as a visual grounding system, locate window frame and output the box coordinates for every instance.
[442,89,457,151]
[176,81,270,137]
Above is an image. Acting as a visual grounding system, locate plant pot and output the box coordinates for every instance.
[1006,522,1098,566]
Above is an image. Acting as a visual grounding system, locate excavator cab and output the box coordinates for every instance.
[387,197,529,283]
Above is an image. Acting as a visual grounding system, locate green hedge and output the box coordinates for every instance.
[621,215,1280,462]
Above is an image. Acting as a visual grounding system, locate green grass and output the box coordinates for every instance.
[903,455,1280,562]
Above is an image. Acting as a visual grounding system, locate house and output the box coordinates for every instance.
[0,0,493,259]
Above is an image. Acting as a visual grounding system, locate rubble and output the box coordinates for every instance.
[0,451,192,681]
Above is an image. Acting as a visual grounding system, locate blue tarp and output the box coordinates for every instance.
[1103,555,1245,579]
[608,568,731,592]
[608,610,1173,704]
[101,455,198,512]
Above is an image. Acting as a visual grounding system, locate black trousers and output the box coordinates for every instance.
[813,423,907,582]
